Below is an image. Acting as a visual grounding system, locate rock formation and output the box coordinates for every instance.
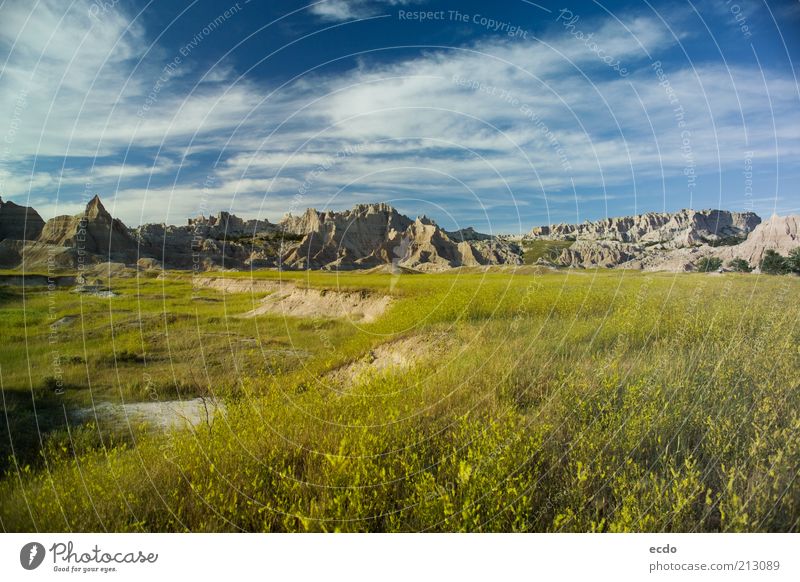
[2,193,792,274]
[0,240,79,270]
[128,202,520,271]
[529,209,760,247]
[280,203,413,269]
[527,209,766,271]
[38,195,137,258]
[556,240,644,269]
[0,196,45,241]
[134,220,283,270]
[446,226,494,242]
[279,204,521,271]
[716,214,799,268]
[187,211,275,237]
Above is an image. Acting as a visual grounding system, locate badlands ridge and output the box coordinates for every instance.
[0,195,796,273]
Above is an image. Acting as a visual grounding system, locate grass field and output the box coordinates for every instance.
[1,268,798,532]
[521,240,574,264]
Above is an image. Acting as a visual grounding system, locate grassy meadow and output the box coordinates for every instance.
[521,239,574,264]
[0,267,798,532]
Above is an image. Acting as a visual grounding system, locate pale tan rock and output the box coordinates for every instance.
[535,209,764,271]
[280,204,520,270]
[717,214,799,267]
[530,209,759,247]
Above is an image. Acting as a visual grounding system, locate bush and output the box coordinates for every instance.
[787,247,800,274]
[705,235,746,247]
[760,250,789,275]
[696,257,722,272]
[727,258,752,273]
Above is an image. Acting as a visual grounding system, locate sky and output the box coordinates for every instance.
[0,0,798,234]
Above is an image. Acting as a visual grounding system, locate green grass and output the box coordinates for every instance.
[521,240,573,264]
[1,269,798,532]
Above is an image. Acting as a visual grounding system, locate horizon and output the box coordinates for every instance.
[1,0,799,233]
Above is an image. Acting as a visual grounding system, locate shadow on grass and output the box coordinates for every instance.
[0,387,128,477]
[0,388,72,474]
[0,287,19,307]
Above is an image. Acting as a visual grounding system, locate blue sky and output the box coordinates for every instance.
[1,0,798,234]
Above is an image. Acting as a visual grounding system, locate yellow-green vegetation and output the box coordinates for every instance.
[521,239,573,264]
[1,268,799,532]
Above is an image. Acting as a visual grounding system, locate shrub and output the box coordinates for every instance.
[727,258,752,273]
[696,257,722,272]
[704,235,746,247]
[760,250,789,275]
[787,247,800,274]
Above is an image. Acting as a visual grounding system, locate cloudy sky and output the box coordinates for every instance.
[1,0,798,233]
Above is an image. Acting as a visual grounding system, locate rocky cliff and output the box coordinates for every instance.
[0,196,519,271]
[2,194,792,273]
[717,214,800,268]
[187,211,275,237]
[134,222,286,270]
[38,195,138,258]
[135,210,280,269]
[0,196,45,241]
[529,209,760,247]
[528,209,766,271]
[280,203,413,269]
[279,204,520,271]
[556,240,644,269]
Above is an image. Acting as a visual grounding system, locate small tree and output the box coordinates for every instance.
[787,247,800,274]
[696,257,722,272]
[760,249,789,275]
[727,258,752,273]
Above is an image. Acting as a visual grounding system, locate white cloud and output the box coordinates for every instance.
[0,0,149,158]
[1,0,797,229]
[215,16,797,222]
[309,0,423,22]
[0,0,267,160]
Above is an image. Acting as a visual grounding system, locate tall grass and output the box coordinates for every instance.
[0,270,798,531]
